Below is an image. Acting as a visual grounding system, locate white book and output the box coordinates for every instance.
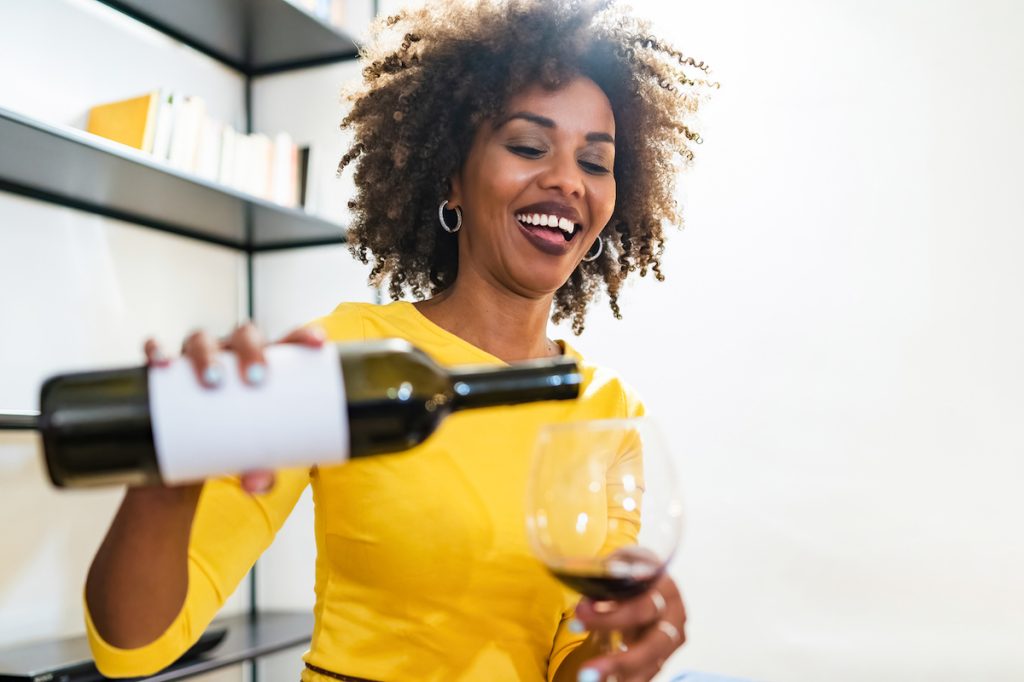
[231,133,251,194]
[329,0,346,29]
[194,115,223,182]
[248,133,273,199]
[167,95,206,173]
[218,125,237,187]
[151,90,177,163]
[271,131,295,207]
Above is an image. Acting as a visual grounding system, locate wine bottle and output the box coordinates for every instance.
[38,339,580,488]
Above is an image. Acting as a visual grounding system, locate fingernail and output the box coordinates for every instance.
[578,668,601,682]
[246,363,266,386]
[593,601,618,614]
[203,364,223,387]
[568,618,586,634]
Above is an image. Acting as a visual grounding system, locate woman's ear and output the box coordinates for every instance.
[446,174,463,209]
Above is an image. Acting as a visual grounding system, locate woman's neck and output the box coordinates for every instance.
[413,273,557,363]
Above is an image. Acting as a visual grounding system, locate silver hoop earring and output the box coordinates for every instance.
[438,200,462,233]
[582,236,603,262]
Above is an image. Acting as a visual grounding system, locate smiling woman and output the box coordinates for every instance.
[341,0,716,334]
[81,2,717,682]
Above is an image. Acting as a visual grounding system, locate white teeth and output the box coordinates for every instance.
[515,212,578,235]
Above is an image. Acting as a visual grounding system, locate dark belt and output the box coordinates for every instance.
[304,662,381,682]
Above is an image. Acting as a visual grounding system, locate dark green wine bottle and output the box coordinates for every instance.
[39,339,581,488]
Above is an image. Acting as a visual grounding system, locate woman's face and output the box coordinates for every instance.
[449,76,616,298]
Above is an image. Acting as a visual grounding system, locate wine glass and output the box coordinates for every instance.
[524,417,683,652]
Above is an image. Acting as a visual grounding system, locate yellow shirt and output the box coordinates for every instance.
[86,301,644,681]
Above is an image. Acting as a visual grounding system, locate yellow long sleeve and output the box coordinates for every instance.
[85,301,648,681]
[86,468,309,677]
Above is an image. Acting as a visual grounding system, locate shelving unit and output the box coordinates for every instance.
[0,610,314,682]
[0,410,37,431]
[97,0,361,76]
[0,107,346,251]
[0,1,368,678]
[0,0,362,253]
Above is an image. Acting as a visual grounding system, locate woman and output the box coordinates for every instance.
[84,1,714,680]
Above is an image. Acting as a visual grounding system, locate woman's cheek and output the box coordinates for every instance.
[589,180,616,227]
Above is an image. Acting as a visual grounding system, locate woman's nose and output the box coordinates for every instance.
[537,151,585,197]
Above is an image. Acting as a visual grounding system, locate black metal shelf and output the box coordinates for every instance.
[0,410,37,431]
[0,610,313,682]
[97,0,361,76]
[0,107,347,253]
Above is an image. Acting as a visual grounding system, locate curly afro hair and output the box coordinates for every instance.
[338,0,716,334]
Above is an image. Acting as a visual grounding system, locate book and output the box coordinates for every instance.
[245,133,273,199]
[168,94,207,172]
[218,124,238,187]
[150,89,175,162]
[303,144,320,213]
[298,145,311,209]
[85,90,161,152]
[230,129,251,193]
[329,0,346,29]
[194,114,223,182]
[271,131,296,207]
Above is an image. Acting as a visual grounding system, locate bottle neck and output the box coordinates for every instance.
[449,357,582,411]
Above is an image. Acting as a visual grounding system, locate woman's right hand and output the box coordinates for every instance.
[143,321,326,494]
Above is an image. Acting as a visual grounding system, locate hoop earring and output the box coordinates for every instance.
[438,200,462,233]
[582,236,603,262]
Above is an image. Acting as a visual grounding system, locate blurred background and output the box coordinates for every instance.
[1,0,1022,680]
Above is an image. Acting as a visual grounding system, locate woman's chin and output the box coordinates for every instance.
[509,265,579,297]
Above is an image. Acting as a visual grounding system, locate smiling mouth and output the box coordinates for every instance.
[513,212,581,242]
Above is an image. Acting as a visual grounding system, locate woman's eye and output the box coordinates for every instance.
[580,160,611,175]
[508,145,544,158]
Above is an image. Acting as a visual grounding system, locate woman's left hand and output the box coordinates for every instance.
[573,573,687,682]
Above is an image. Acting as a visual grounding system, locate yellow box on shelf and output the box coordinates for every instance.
[85,90,162,153]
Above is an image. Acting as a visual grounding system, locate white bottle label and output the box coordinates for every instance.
[148,344,348,484]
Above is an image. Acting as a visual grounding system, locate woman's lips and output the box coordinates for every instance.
[516,217,576,256]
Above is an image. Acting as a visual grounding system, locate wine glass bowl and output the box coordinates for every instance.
[525,418,683,604]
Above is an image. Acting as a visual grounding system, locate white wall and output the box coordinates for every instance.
[546,1,1024,680]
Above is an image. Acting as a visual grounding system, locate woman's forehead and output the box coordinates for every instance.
[500,77,616,134]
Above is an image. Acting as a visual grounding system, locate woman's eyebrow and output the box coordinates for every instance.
[497,111,615,144]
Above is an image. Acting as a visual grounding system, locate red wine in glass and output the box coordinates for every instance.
[550,547,666,601]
